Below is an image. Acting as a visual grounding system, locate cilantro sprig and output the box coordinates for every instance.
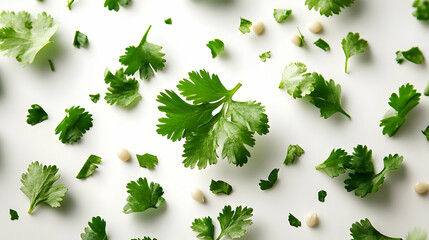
[104,68,141,108]
[55,106,93,144]
[350,218,401,240]
[123,177,165,214]
[81,216,108,240]
[305,0,355,17]
[342,32,368,73]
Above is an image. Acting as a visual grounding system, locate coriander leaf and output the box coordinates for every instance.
[239,18,252,34]
[217,205,253,240]
[10,209,18,220]
[413,0,429,20]
[350,218,401,240]
[67,0,75,10]
[119,25,166,80]
[314,38,330,51]
[407,229,427,240]
[132,238,157,240]
[341,32,368,73]
[26,104,48,126]
[73,31,88,48]
[157,70,269,169]
[396,47,424,64]
[104,68,141,108]
[206,39,224,58]
[259,168,279,190]
[90,93,100,103]
[305,0,355,17]
[0,11,59,66]
[123,177,165,214]
[318,190,327,202]
[279,62,314,98]
[191,217,215,240]
[55,106,93,144]
[136,153,158,169]
[104,0,130,12]
[259,51,271,62]
[273,9,292,23]
[288,213,301,228]
[349,145,374,173]
[76,155,102,179]
[315,148,351,178]
[284,144,304,165]
[81,216,108,240]
[210,180,232,195]
[380,84,421,137]
[20,161,68,214]
[48,59,55,71]
[422,126,429,141]
[164,18,172,25]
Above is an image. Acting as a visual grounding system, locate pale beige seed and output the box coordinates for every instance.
[307,20,323,33]
[251,22,265,35]
[414,182,428,194]
[306,212,319,227]
[290,34,301,46]
[117,148,131,162]
[191,188,205,203]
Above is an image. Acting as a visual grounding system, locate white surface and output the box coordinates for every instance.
[1,0,429,239]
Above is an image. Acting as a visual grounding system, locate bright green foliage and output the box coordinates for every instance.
[316,148,351,177]
[104,68,141,108]
[20,161,68,214]
[90,93,100,103]
[131,238,157,240]
[9,209,18,220]
[157,69,269,169]
[136,153,158,169]
[104,0,130,11]
[206,39,224,58]
[380,84,421,137]
[217,206,253,240]
[342,32,368,73]
[0,11,59,66]
[81,216,108,240]
[314,38,330,51]
[191,217,215,240]
[422,126,429,141]
[210,180,232,195]
[164,18,172,25]
[407,229,427,240]
[413,0,429,20]
[259,168,279,190]
[288,213,301,228]
[55,106,93,144]
[119,25,166,80]
[259,51,271,62]
[67,0,75,10]
[284,144,304,165]
[273,9,292,23]
[280,62,350,119]
[26,104,48,126]
[73,31,88,48]
[123,177,165,214]
[305,0,355,17]
[239,18,252,34]
[76,155,102,179]
[396,47,424,64]
[350,218,402,240]
[318,190,327,202]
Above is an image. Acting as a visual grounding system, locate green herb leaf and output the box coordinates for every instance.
[341,32,368,73]
[318,190,327,202]
[206,39,224,58]
[422,126,429,141]
[136,153,158,169]
[26,104,48,126]
[407,229,427,240]
[55,106,93,144]
[314,38,330,51]
[67,0,75,10]
[81,216,108,240]
[0,11,59,66]
[9,209,18,220]
[239,18,252,34]
[259,51,271,62]
[217,205,253,240]
[305,0,355,17]
[104,68,141,108]
[288,213,301,228]
[73,31,88,48]
[123,177,165,214]
[350,218,402,240]
[210,180,232,195]
[76,155,102,179]
[191,217,215,240]
[104,0,130,11]
[279,62,314,98]
[273,9,292,23]
[284,144,304,165]
[259,168,279,190]
[119,25,166,80]
[20,161,68,214]
[164,18,172,25]
[316,148,351,178]
[424,81,429,96]
[90,93,100,103]
[131,238,157,240]
[396,47,424,64]
[413,0,429,20]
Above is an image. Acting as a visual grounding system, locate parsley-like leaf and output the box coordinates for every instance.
[350,218,401,240]
[279,62,314,98]
[217,205,253,239]
[20,161,68,214]
[210,180,232,195]
[119,25,166,80]
[157,70,269,169]
[73,31,88,48]
[422,126,429,141]
[239,18,252,34]
[380,84,421,137]
[273,9,292,23]
[123,177,165,214]
[259,168,279,190]
[407,229,427,240]
[81,216,108,240]
[0,11,59,66]
[26,104,48,126]
[90,93,100,103]
[413,0,429,20]
[104,0,130,12]
[10,209,19,220]
[305,0,355,17]
[136,153,158,169]
[191,217,215,240]
[316,148,351,178]
[318,190,327,202]
[284,144,304,165]
[55,106,93,144]
[206,39,224,58]
[104,68,141,108]
[164,18,172,25]
[76,155,102,179]
[314,38,330,51]
[288,213,301,228]
[259,51,271,62]
[341,32,368,73]
[396,47,424,64]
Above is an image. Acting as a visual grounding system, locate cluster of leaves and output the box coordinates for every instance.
[76,155,102,179]
[413,0,429,20]
[279,62,350,119]
[342,32,368,73]
[26,104,48,125]
[191,205,253,240]
[316,145,403,197]
[157,69,269,169]
[81,216,108,240]
[210,180,233,195]
[123,177,165,214]
[396,47,425,64]
[55,106,93,144]
[305,0,355,17]
[104,68,141,108]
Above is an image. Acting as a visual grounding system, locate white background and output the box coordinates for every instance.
[1,0,429,239]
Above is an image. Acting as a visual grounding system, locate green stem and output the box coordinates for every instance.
[345,57,349,73]
[228,83,242,98]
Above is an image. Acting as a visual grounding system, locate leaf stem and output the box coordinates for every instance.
[228,83,242,98]
[345,57,349,73]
